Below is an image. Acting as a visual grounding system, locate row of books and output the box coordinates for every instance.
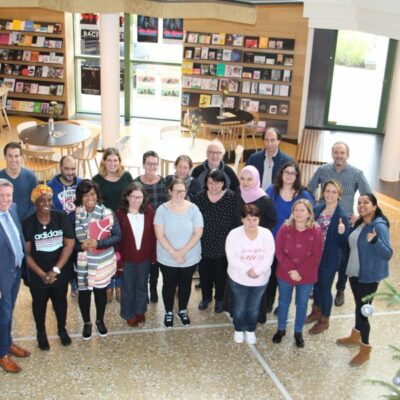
[182,62,292,81]
[182,92,289,115]
[185,32,295,51]
[5,99,64,114]
[0,19,62,34]
[0,32,63,48]
[0,63,64,79]
[182,76,290,97]
[184,47,242,62]
[1,78,64,96]
[0,49,64,64]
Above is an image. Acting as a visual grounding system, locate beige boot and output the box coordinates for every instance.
[305,305,321,324]
[350,342,372,366]
[309,316,329,334]
[336,328,361,346]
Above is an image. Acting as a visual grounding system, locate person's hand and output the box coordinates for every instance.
[87,239,98,250]
[367,228,377,243]
[42,272,57,284]
[338,218,345,234]
[172,249,186,264]
[288,270,301,282]
[247,268,259,279]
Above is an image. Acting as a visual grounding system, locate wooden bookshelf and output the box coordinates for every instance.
[0,9,72,119]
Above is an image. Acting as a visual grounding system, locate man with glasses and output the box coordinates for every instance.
[192,140,239,191]
[246,128,293,190]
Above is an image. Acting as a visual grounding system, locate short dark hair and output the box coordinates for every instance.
[4,142,22,156]
[263,127,281,141]
[241,204,260,218]
[205,168,227,191]
[59,155,76,167]
[120,182,149,214]
[168,178,188,191]
[74,179,102,207]
[143,150,159,164]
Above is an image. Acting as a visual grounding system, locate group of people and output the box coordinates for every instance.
[0,126,393,374]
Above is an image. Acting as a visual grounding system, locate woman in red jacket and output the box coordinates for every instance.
[116,182,156,327]
[272,199,323,348]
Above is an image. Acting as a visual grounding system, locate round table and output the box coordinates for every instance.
[191,107,254,126]
[18,122,93,154]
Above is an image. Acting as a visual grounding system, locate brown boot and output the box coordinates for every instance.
[106,288,113,303]
[309,316,329,334]
[336,328,361,346]
[305,305,321,324]
[350,342,372,366]
[115,287,121,303]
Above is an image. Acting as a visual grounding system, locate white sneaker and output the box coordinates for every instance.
[234,331,244,343]
[245,331,256,345]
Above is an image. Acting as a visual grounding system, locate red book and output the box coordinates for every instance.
[88,217,112,255]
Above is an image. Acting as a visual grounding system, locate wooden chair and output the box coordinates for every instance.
[218,121,247,154]
[232,144,245,173]
[72,132,100,178]
[244,112,259,150]
[115,135,141,176]
[22,147,59,183]
[0,86,11,132]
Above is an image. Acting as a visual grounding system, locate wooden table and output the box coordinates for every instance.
[155,136,212,176]
[18,122,93,155]
[191,107,254,127]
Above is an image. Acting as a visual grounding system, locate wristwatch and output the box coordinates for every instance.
[52,266,61,275]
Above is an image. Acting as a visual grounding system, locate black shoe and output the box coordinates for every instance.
[96,320,108,337]
[82,322,92,340]
[334,290,345,307]
[150,287,158,303]
[37,333,50,351]
[164,312,174,328]
[58,330,72,346]
[273,306,279,316]
[294,332,305,348]
[198,299,212,310]
[177,310,190,326]
[214,301,223,313]
[272,330,286,344]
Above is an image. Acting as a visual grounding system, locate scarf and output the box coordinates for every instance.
[240,165,267,204]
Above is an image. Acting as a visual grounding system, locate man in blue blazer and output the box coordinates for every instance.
[0,178,30,373]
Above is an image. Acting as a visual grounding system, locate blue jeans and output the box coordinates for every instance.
[277,278,313,333]
[229,277,267,332]
[0,267,21,357]
[120,261,151,320]
[313,267,337,317]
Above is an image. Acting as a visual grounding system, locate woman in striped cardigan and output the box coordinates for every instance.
[75,179,121,340]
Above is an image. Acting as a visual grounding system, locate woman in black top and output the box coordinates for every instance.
[23,185,75,351]
[193,169,237,312]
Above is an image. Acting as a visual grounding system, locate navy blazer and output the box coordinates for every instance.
[0,203,27,298]
[314,204,349,273]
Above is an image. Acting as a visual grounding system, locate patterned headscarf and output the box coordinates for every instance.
[31,184,53,203]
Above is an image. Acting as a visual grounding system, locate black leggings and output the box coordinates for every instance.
[78,287,107,323]
[30,284,68,334]
[199,256,227,302]
[349,277,379,344]
[159,263,196,312]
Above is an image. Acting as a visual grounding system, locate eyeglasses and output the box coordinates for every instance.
[283,171,297,177]
[145,162,159,167]
[208,151,223,156]
[171,189,186,194]
[128,195,143,200]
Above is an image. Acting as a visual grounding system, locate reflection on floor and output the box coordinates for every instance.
[1,116,400,399]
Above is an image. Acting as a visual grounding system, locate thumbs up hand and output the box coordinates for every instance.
[338,218,345,235]
[367,228,377,243]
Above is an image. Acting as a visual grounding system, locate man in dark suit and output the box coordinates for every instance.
[0,178,30,373]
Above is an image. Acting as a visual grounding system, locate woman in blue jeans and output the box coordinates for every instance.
[273,199,323,348]
[226,204,275,345]
[115,182,156,327]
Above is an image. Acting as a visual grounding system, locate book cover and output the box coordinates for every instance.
[200,47,209,60]
[27,65,35,76]
[232,34,244,47]
[283,69,292,82]
[49,84,58,95]
[181,62,193,75]
[244,36,259,48]
[209,65,217,75]
[224,96,235,108]
[278,103,289,114]
[209,78,219,91]
[3,78,16,91]
[38,85,50,94]
[21,35,33,46]
[12,19,22,31]
[30,83,39,94]
[216,49,223,61]
[198,33,211,44]
[182,76,192,88]
[271,69,282,81]
[225,65,242,78]
[15,81,24,93]
[191,77,201,89]
[33,101,42,113]
[187,32,199,43]
[0,49,8,60]
[184,48,193,59]
[56,85,64,96]
[273,84,281,96]
[222,49,232,62]
[242,81,251,94]
[259,36,269,49]
[211,94,222,106]
[231,49,242,62]
[208,49,216,60]
[201,64,210,75]
[22,50,31,61]
[0,33,10,45]
[199,94,211,107]
[228,79,239,93]
[279,84,290,96]
[181,93,190,106]
[225,34,234,46]
[254,54,266,64]
[201,78,211,90]
[248,100,259,112]
[216,63,226,77]
[88,218,112,255]
[23,83,31,93]
[24,21,34,32]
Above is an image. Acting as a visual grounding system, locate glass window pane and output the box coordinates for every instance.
[327,31,389,129]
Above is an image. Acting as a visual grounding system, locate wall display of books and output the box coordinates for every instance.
[0,16,68,118]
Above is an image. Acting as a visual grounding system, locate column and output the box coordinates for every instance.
[379,42,400,182]
[100,14,120,149]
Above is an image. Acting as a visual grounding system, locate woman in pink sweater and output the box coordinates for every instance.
[226,204,275,345]
[272,199,323,348]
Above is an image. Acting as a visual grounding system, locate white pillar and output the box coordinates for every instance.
[100,14,120,149]
[297,27,314,143]
[379,42,400,182]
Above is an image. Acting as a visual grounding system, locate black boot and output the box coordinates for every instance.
[294,332,305,348]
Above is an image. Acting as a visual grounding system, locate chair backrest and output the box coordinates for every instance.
[233,144,245,173]
[86,133,101,160]
[0,86,8,107]
[17,121,37,134]
[160,125,181,141]
[115,135,131,152]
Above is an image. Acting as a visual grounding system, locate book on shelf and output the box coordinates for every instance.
[279,84,290,96]
[38,85,50,95]
[211,33,225,45]
[276,40,284,50]
[240,98,251,111]
[256,120,267,133]
[231,49,242,62]
[201,78,212,90]
[0,33,10,45]
[258,83,273,95]
[272,84,281,96]
[242,70,252,79]
[258,101,268,114]
[259,36,268,49]
[182,76,192,88]
[222,49,231,61]
[209,78,219,91]
[191,77,201,89]
[29,83,39,94]
[47,25,54,34]
[182,61,193,74]
[53,23,62,34]
[278,103,289,114]
[3,78,16,91]
[198,33,211,44]
[22,50,31,61]
[218,78,228,91]
[225,64,242,78]
[24,20,34,32]
[242,81,251,94]
[192,64,201,75]
[49,84,58,96]
[15,81,24,93]
[269,104,278,114]
[283,69,292,82]
[232,34,244,47]
[12,19,23,31]
[56,84,64,96]
[199,94,211,107]
[193,47,201,59]
[184,48,193,59]
[40,102,50,113]
[271,69,282,81]
[268,39,276,49]
[261,69,271,80]
[243,52,254,63]
[42,65,49,77]
[225,34,234,46]
[33,102,42,113]
[34,66,43,77]
[208,49,216,60]
[248,100,259,112]
[182,93,190,106]
[254,54,266,64]
[276,54,284,65]
[209,64,217,75]
[187,32,199,43]
[211,94,222,106]
[227,79,239,93]
[244,36,259,48]
[0,49,8,60]
[35,36,45,47]
[251,82,258,94]
[200,47,209,60]
[216,63,226,77]
[223,96,235,108]
[216,49,223,61]
[200,64,210,75]
[253,70,261,79]
[30,51,40,62]
[22,82,31,93]
[284,56,294,66]
[27,65,35,76]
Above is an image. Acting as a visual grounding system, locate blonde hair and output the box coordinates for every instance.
[99,147,125,178]
[285,199,316,229]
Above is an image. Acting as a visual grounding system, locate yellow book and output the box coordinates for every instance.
[259,36,269,49]
[199,94,211,108]
[12,19,22,31]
